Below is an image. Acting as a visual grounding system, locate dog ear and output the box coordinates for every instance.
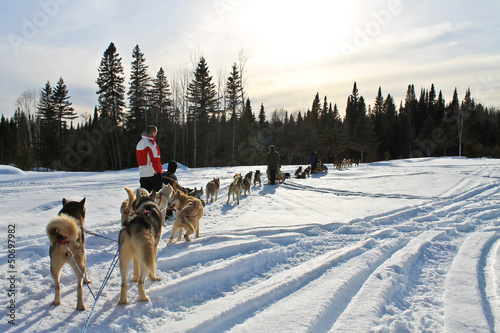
[62,198,68,206]
[80,198,86,207]
[149,191,157,200]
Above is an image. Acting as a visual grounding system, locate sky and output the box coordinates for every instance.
[1,0,499,121]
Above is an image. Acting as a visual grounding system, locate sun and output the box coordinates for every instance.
[236,0,354,64]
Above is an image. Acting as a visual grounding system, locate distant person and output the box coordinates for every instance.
[310,149,319,173]
[266,145,280,185]
[136,125,163,192]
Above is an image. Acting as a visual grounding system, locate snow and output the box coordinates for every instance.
[1,157,499,332]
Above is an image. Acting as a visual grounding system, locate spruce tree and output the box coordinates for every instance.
[52,77,76,138]
[128,44,150,136]
[225,63,242,163]
[96,42,126,169]
[258,103,267,129]
[187,56,218,166]
[37,81,58,168]
[458,88,474,156]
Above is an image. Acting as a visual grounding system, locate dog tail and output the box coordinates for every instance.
[47,214,79,245]
[124,187,134,210]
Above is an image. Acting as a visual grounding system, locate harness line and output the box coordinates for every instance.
[65,245,96,301]
[84,228,119,243]
[82,243,121,333]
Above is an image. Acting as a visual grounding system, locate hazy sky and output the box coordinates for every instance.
[1,0,499,121]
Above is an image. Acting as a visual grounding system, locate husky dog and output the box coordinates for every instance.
[254,170,262,187]
[121,187,149,224]
[167,190,204,244]
[296,171,306,179]
[206,177,220,203]
[227,173,243,204]
[242,171,252,196]
[156,183,174,224]
[303,166,311,178]
[118,190,162,305]
[188,187,205,207]
[295,166,302,176]
[46,198,90,310]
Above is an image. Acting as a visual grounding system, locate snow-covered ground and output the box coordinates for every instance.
[1,157,499,332]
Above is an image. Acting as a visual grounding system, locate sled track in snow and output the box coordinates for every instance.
[4,162,500,333]
[141,178,500,332]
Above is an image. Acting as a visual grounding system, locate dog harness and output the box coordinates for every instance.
[176,201,202,220]
[156,192,168,205]
[55,237,69,245]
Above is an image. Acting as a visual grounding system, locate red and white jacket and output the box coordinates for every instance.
[136,133,163,177]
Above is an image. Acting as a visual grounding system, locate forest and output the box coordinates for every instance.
[1,42,499,171]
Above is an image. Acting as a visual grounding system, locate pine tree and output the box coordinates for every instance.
[350,96,378,162]
[52,77,76,138]
[373,86,385,157]
[310,92,321,122]
[37,81,58,168]
[187,56,218,167]
[150,67,172,152]
[258,103,266,129]
[151,67,171,124]
[96,42,126,169]
[442,88,459,155]
[127,44,150,136]
[344,82,360,141]
[381,94,399,159]
[401,84,417,156]
[225,63,242,163]
[458,88,474,156]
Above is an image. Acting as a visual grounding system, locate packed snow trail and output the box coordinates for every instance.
[0,158,499,332]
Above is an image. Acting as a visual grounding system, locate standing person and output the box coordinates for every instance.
[266,145,280,185]
[136,125,163,192]
[310,149,319,173]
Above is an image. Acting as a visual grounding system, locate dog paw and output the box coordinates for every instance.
[138,296,150,302]
[76,305,86,311]
[117,299,128,305]
[150,276,162,281]
[52,301,61,306]
[131,277,139,283]
[84,279,92,284]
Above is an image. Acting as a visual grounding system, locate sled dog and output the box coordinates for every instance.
[121,187,149,224]
[46,198,90,310]
[295,166,302,176]
[156,183,173,224]
[167,190,204,244]
[254,170,262,187]
[303,166,311,178]
[242,171,252,195]
[118,190,162,305]
[227,173,243,204]
[206,177,220,203]
[188,187,205,207]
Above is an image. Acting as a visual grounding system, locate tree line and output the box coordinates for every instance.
[1,42,499,171]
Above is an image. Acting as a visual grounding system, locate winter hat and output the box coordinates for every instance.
[167,161,178,173]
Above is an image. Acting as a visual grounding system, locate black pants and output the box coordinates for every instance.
[140,173,163,192]
[268,169,277,184]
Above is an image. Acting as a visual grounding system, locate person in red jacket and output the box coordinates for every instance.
[136,125,163,192]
